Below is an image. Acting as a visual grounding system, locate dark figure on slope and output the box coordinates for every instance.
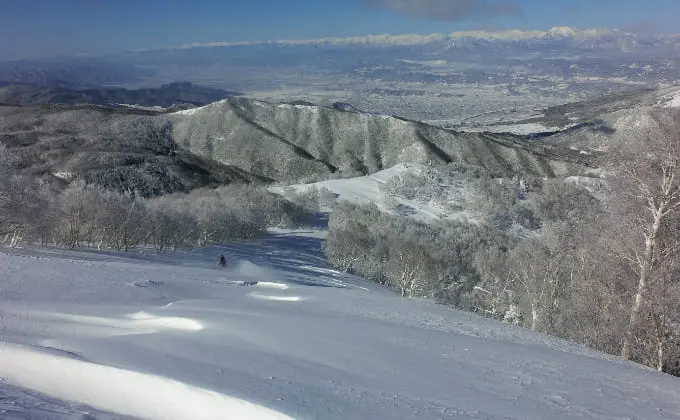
[219,254,227,267]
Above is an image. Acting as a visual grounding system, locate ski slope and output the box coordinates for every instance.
[1,230,679,419]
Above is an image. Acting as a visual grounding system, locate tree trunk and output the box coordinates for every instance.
[657,333,665,372]
[530,304,539,331]
[622,211,662,360]
[400,270,408,297]
[8,227,22,248]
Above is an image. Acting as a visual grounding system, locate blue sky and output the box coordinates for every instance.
[0,0,677,60]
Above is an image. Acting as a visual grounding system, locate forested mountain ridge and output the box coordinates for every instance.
[0,95,601,196]
[0,82,240,108]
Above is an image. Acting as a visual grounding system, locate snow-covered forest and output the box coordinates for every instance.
[0,143,314,251]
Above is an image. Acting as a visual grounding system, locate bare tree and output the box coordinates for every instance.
[0,144,27,246]
[472,248,516,321]
[386,242,433,297]
[99,191,148,251]
[54,181,104,248]
[506,237,562,332]
[146,199,187,251]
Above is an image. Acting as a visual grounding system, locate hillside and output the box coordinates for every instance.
[1,231,679,420]
[0,104,267,197]
[0,96,599,197]
[169,97,597,182]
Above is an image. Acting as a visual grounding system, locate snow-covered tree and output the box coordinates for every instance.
[606,109,680,364]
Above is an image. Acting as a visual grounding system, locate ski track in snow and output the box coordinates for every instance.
[1,231,680,419]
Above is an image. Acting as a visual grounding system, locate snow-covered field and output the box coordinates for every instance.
[1,230,679,419]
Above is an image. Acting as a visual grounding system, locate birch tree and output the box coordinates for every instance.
[507,238,562,332]
[0,144,28,247]
[471,248,516,321]
[607,109,680,361]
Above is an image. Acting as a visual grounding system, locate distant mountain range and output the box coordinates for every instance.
[0,82,241,108]
[158,27,665,51]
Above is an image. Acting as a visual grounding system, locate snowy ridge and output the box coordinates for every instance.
[172,98,229,115]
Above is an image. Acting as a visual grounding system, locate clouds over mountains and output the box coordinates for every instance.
[364,0,521,21]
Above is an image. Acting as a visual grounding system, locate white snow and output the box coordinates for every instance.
[248,293,303,302]
[663,92,680,108]
[173,99,229,116]
[0,343,294,420]
[116,103,167,112]
[457,122,560,135]
[173,106,203,116]
[52,172,73,180]
[1,233,679,419]
[666,96,680,108]
[276,103,320,112]
[252,281,290,290]
[24,310,204,337]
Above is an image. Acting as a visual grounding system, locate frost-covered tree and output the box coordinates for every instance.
[386,242,433,297]
[471,247,516,321]
[324,200,508,301]
[506,238,562,332]
[99,190,148,251]
[605,110,680,363]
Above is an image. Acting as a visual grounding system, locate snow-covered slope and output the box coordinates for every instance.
[659,86,680,108]
[1,232,679,420]
[270,163,481,223]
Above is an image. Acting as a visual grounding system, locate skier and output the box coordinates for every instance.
[219,254,227,268]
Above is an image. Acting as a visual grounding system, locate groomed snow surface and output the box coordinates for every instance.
[1,230,679,419]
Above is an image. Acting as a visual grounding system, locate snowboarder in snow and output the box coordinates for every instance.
[219,254,227,268]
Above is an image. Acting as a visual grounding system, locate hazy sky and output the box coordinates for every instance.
[0,0,677,60]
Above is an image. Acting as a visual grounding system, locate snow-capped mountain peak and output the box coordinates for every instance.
[159,27,646,51]
[546,26,579,38]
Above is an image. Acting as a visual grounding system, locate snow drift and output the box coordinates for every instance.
[0,343,294,420]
